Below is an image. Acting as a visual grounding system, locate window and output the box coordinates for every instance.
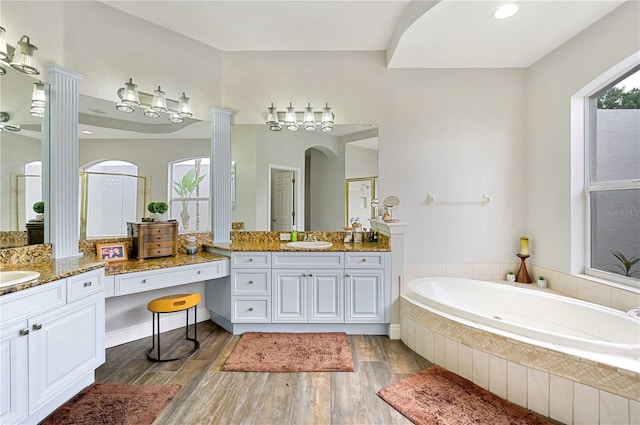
[80,160,140,239]
[169,158,210,232]
[586,67,640,286]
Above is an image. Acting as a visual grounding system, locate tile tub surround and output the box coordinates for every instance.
[400,299,640,424]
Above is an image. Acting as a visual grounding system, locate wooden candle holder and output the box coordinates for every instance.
[516,254,532,283]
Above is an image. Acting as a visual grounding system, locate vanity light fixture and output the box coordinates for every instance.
[266,102,335,132]
[9,35,40,75]
[0,27,7,75]
[116,79,193,122]
[494,2,520,19]
[30,81,46,117]
[284,103,298,131]
[0,111,21,132]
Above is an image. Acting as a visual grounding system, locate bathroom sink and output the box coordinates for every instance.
[0,271,41,288]
[286,241,333,249]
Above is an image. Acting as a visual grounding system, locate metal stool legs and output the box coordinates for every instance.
[147,305,200,362]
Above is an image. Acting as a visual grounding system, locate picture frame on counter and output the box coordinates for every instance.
[97,243,128,262]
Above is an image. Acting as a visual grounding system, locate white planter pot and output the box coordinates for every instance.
[506,274,516,282]
[537,279,547,288]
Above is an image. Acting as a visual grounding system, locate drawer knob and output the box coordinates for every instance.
[142,279,149,283]
[248,280,254,285]
[308,273,313,277]
[345,274,351,277]
[83,281,92,287]
[248,258,253,262]
[361,258,367,262]
[248,307,254,312]
[32,323,43,331]
[197,270,203,275]
[19,328,29,336]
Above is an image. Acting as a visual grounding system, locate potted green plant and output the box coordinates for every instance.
[147,201,169,221]
[506,271,516,282]
[33,201,44,221]
[537,276,547,288]
[611,250,639,277]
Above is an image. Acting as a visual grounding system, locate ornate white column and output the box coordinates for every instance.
[45,65,83,258]
[211,108,233,244]
[370,219,408,339]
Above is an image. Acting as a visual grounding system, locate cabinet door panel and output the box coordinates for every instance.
[309,271,344,322]
[346,271,384,323]
[28,294,104,413]
[272,271,306,322]
[0,321,29,425]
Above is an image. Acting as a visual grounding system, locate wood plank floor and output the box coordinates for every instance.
[96,321,558,425]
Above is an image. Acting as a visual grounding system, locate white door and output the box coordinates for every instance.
[29,295,104,414]
[272,270,306,322]
[345,270,384,323]
[309,270,344,322]
[271,170,294,231]
[0,321,29,425]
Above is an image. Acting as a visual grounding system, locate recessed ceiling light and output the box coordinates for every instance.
[494,3,520,19]
[82,130,93,135]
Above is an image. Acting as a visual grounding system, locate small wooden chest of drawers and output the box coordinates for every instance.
[128,221,178,259]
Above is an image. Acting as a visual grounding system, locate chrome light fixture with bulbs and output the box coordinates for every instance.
[115,78,193,123]
[30,81,46,117]
[0,26,41,76]
[266,102,335,133]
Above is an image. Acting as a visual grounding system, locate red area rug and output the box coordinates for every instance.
[39,383,180,425]
[378,365,550,425]
[221,332,355,372]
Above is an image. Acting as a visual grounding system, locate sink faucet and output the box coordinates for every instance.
[626,307,640,318]
[304,234,317,242]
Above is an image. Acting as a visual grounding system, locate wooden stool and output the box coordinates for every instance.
[147,293,201,362]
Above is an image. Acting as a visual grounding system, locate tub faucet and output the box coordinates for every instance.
[626,307,640,318]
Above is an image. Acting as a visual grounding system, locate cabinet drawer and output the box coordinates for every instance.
[67,269,103,303]
[142,240,175,250]
[345,253,385,268]
[0,280,66,325]
[272,252,344,268]
[114,261,227,296]
[232,270,270,295]
[145,226,175,236]
[140,247,175,258]
[232,252,271,268]
[232,297,271,322]
[143,233,174,243]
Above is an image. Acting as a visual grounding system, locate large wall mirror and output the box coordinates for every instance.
[78,95,212,240]
[231,124,378,232]
[0,66,49,248]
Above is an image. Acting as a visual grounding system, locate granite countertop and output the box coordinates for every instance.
[211,240,390,252]
[0,251,229,296]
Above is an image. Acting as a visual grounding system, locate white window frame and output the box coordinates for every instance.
[584,63,640,288]
[168,157,211,233]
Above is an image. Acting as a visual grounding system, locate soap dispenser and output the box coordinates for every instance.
[291,225,298,242]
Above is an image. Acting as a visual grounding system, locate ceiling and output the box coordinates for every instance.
[101,0,625,68]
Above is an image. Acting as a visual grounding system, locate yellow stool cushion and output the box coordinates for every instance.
[147,293,200,313]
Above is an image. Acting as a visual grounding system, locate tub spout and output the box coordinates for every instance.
[626,307,640,317]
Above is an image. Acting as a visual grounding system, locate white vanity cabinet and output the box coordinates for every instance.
[230,252,272,323]
[0,269,105,425]
[207,250,390,335]
[272,252,345,323]
[345,253,387,323]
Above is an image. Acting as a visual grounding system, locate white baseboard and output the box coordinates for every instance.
[388,323,401,340]
[105,305,210,348]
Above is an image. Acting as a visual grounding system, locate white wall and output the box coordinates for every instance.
[526,1,640,274]
[4,0,637,281]
[346,144,378,179]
